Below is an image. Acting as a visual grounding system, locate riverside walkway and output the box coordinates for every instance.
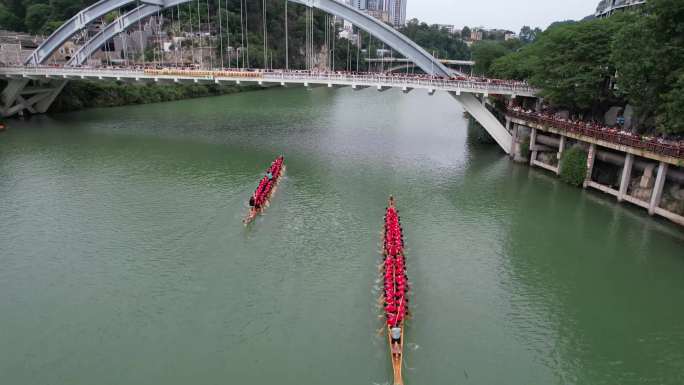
[508,108,684,161]
[508,107,684,226]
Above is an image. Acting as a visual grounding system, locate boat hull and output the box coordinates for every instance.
[387,324,404,385]
[243,165,285,224]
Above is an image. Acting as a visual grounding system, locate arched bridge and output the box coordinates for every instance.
[365,58,474,75]
[1,0,538,154]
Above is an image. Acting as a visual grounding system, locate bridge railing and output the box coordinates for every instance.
[2,66,160,79]
[1,66,539,96]
[266,71,537,94]
[509,109,684,159]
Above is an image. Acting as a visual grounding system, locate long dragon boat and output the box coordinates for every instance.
[381,196,408,385]
[244,156,285,224]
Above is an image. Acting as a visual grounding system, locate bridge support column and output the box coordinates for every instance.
[1,79,67,117]
[583,144,596,188]
[34,80,67,113]
[649,162,668,215]
[509,123,519,160]
[529,128,538,165]
[1,79,29,117]
[451,93,512,154]
[618,153,634,202]
[556,136,566,175]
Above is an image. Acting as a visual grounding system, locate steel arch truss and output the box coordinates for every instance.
[68,1,178,66]
[34,0,453,76]
[18,0,512,153]
[26,0,135,65]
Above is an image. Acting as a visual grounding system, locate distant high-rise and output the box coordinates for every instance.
[365,0,390,23]
[389,0,407,27]
[366,0,383,10]
[348,0,406,28]
[351,0,367,10]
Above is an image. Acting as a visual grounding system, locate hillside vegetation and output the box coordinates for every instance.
[488,0,684,134]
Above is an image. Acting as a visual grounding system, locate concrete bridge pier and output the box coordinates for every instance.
[556,136,566,175]
[453,92,512,154]
[34,80,68,113]
[618,153,634,202]
[1,79,29,116]
[508,119,517,160]
[584,144,597,188]
[529,128,538,166]
[527,129,563,174]
[1,78,67,117]
[649,162,669,216]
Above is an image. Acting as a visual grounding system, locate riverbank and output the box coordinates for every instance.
[466,109,684,226]
[48,80,260,113]
[507,114,684,226]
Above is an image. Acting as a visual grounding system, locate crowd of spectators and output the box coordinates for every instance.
[14,63,537,93]
[509,107,684,159]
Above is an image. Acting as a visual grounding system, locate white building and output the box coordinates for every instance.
[595,0,646,18]
[436,24,457,34]
[504,31,518,40]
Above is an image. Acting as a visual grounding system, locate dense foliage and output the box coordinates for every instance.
[471,39,522,77]
[398,19,469,60]
[610,0,684,134]
[0,0,95,34]
[491,0,684,134]
[559,147,588,187]
[50,80,255,112]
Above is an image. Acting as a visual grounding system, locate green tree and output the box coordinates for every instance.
[3,0,27,23]
[611,0,684,133]
[41,20,64,35]
[103,11,117,24]
[490,47,537,80]
[24,3,50,34]
[658,72,684,134]
[0,4,23,31]
[610,14,659,130]
[398,19,469,60]
[559,147,588,187]
[461,26,471,40]
[524,18,626,116]
[471,40,509,76]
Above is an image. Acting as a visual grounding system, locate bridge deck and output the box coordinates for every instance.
[0,67,538,98]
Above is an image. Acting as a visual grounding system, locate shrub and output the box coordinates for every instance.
[559,147,588,187]
[49,81,256,113]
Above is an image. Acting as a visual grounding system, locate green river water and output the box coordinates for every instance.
[1,87,683,385]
